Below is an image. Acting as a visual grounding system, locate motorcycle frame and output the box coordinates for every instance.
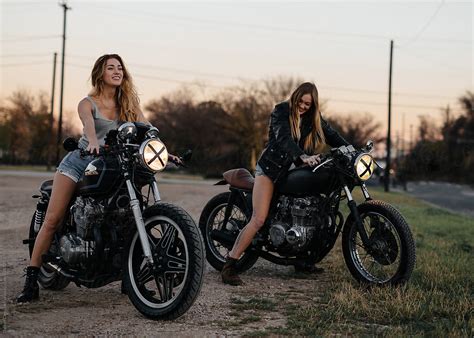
[220,176,375,255]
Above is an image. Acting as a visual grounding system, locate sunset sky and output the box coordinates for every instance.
[1,0,472,145]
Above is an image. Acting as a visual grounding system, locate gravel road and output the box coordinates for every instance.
[1,173,333,336]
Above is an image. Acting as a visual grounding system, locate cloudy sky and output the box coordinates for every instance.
[1,0,472,143]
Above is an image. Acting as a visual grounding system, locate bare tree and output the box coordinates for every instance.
[325,113,384,148]
[418,115,440,142]
[0,90,49,163]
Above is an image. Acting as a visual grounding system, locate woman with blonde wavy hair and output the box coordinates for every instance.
[16,54,180,302]
[222,82,350,285]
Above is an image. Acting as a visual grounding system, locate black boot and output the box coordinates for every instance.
[16,266,40,303]
[221,257,243,286]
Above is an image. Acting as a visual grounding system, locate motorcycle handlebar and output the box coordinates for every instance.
[79,147,106,158]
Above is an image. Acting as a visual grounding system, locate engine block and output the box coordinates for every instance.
[71,196,104,239]
[269,195,324,251]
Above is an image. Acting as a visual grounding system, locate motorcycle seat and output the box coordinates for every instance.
[222,168,254,190]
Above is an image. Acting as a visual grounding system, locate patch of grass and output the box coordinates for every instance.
[239,314,262,324]
[230,296,277,312]
[285,187,474,336]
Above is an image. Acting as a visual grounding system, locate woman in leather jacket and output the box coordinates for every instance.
[221,82,349,285]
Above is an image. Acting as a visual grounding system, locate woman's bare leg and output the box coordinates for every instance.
[228,175,274,259]
[30,172,77,267]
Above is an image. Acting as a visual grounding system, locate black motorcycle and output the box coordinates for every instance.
[25,122,205,319]
[199,141,416,285]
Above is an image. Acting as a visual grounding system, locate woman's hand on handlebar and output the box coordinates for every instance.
[86,139,100,155]
[169,154,183,166]
[300,154,322,167]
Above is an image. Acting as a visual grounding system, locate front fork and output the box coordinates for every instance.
[344,184,372,247]
[126,178,155,265]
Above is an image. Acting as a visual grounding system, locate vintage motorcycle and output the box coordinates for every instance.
[199,141,416,285]
[24,122,205,319]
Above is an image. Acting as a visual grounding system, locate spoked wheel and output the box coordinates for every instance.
[199,192,258,272]
[342,200,416,286]
[123,203,204,320]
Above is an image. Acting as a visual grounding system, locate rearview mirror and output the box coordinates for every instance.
[181,149,193,162]
[366,140,374,152]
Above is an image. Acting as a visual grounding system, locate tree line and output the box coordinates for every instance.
[401,91,474,184]
[1,78,471,183]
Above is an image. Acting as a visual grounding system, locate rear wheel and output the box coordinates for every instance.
[28,211,70,290]
[199,192,258,272]
[342,200,416,286]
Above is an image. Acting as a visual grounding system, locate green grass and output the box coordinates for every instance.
[230,296,278,312]
[283,188,474,336]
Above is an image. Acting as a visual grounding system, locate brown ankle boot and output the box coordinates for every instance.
[221,258,243,286]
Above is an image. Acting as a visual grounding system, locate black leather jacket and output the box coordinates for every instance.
[257,101,349,182]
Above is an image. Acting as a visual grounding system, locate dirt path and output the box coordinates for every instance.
[1,174,332,336]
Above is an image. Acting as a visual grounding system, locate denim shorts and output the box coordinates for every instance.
[56,149,94,183]
[255,163,267,177]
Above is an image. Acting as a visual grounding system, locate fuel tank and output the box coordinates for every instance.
[78,157,121,197]
[276,166,336,195]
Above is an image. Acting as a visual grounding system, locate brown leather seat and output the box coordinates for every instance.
[222,168,255,190]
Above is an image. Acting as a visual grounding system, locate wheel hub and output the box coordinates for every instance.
[368,226,398,265]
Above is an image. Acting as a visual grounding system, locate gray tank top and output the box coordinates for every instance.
[78,96,120,149]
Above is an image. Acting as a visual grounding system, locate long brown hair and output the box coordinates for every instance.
[89,54,139,122]
[288,82,326,153]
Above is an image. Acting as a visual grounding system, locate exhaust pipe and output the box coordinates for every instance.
[45,262,76,279]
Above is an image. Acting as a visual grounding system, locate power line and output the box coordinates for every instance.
[67,56,459,101]
[331,98,446,110]
[68,54,248,81]
[2,57,460,106]
[0,61,52,67]
[66,63,224,88]
[0,53,54,58]
[66,62,456,110]
[1,2,50,6]
[81,4,471,45]
[0,35,61,42]
[398,0,445,48]
[324,86,457,101]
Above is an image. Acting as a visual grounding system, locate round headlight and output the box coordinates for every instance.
[139,139,168,172]
[354,153,375,181]
[118,122,137,142]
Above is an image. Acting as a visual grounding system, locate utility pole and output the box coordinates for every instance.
[384,40,393,192]
[401,112,405,157]
[47,52,57,171]
[56,0,71,165]
[409,124,414,152]
[396,132,400,163]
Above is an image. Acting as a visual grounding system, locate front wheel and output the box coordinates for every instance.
[123,203,205,320]
[342,200,416,286]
